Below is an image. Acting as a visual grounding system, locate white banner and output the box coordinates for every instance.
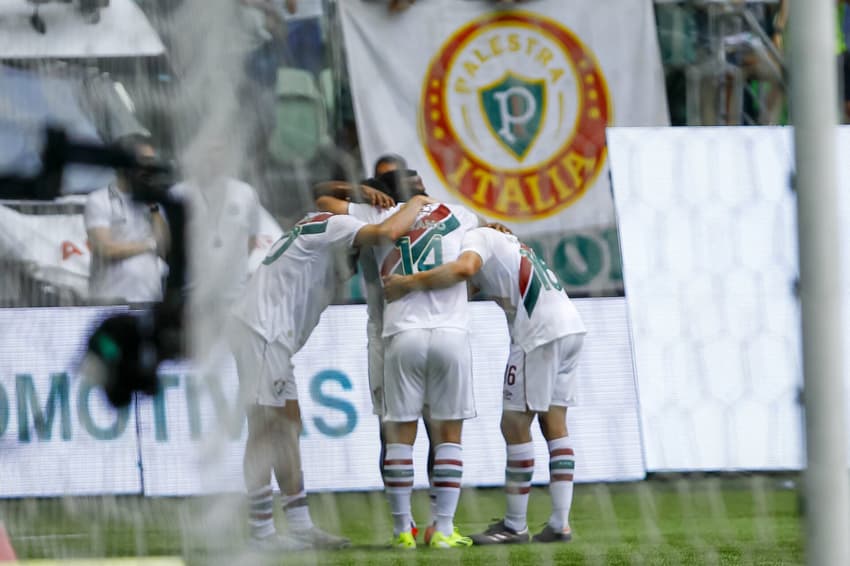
[0,307,141,497]
[0,300,643,497]
[340,0,668,237]
[0,206,91,298]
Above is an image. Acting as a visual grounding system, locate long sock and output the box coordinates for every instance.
[282,487,313,532]
[383,443,414,536]
[547,436,575,531]
[247,485,276,539]
[504,442,534,532]
[432,443,463,536]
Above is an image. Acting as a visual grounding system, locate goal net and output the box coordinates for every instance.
[0,0,833,564]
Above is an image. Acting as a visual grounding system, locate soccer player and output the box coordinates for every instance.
[383,226,587,544]
[229,193,433,551]
[314,155,441,543]
[317,181,480,550]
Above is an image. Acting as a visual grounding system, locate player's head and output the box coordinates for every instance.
[114,134,157,189]
[373,153,407,176]
[367,154,427,202]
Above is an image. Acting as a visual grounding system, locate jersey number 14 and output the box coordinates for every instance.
[395,234,443,275]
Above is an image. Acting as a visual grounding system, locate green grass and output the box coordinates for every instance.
[0,476,804,565]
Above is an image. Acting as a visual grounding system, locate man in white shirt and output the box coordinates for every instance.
[84,136,168,304]
[171,159,262,418]
[317,179,481,550]
[229,195,432,551]
[384,227,586,545]
[314,156,439,543]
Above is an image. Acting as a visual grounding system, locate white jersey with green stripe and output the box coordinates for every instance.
[461,227,586,353]
[232,212,366,352]
[349,202,479,338]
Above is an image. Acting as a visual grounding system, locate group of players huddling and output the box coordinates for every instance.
[228,155,586,551]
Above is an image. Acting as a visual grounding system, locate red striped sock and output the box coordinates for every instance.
[505,442,534,531]
[383,443,414,536]
[247,485,275,539]
[433,443,463,536]
[547,436,575,531]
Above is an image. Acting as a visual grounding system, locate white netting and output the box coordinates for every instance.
[0,1,817,564]
[609,126,802,471]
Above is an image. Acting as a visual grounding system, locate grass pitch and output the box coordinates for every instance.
[1,476,803,565]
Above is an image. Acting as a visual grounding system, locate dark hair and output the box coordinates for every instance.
[113,134,156,183]
[374,168,426,202]
[373,153,407,176]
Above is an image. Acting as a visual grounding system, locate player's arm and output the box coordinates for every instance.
[314,181,395,211]
[382,251,483,302]
[87,227,157,260]
[353,194,434,247]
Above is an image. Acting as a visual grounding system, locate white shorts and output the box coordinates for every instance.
[367,335,385,417]
[503,334,584,413]
[228,320,298,408]
[383,328,475,422]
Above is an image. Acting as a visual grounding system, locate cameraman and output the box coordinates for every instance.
[84,135,169,304]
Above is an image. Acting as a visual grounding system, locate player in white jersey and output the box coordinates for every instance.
[321,184,480,549]
[315,158,444,543]
[228,195,432,552]
[383,226,587,545]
